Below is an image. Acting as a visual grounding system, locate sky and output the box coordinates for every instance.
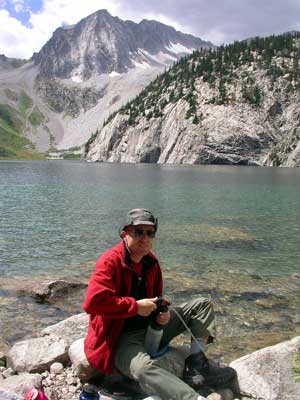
[1,0,300,59]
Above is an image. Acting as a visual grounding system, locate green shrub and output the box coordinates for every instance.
[292,352,300,383]
[28,107,45,126]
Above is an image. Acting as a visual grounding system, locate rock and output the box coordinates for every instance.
[216,388,234,400]
[50,362,64,375]
[2,368,14,378]
[0,389,22,400]
[25,280,87,303]
[0,372,42,395]
[68,338,100,381]
[6,314,88,375]
[230,336,300,400]
[291,273,300,281]
[268,101,283,117]
[207,394,222,400]
[0,351,6,367]
[7,336,68,373]
[41,313,89,346]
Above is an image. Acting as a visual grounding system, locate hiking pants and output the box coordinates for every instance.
[114,297,216,400]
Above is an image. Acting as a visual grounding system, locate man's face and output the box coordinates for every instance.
[123,224,156,259]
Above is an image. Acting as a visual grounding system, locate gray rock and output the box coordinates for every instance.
[41,313,88,346]
[0,389,22,400]
[291,273,300,281]
[7,336,68,373]
[68,338,100,381]
[50,362,64,375]
[2,368,14,378]
[25,280,87,303]
[0,372,41,395]
[6,314,88,375]
[230,336,300,400]
[0,351,6,366]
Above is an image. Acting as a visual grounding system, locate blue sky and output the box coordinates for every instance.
[1,0,300,59]
[4,0,43,25]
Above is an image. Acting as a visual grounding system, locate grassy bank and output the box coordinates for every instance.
[0,103,44,160]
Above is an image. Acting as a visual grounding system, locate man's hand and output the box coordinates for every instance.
[136,298,157,316]
[156,310,171,325]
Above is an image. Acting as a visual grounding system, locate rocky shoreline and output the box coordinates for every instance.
[0,271,299,399]
[0,310,299,400]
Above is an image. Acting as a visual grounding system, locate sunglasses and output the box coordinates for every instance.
[132,228,156,238]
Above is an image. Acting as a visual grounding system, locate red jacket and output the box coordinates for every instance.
[82,241,163,374]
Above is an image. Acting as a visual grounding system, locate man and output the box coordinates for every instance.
[83,209,235,400]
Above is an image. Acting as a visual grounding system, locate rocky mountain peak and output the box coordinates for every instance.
[33,9,213,81]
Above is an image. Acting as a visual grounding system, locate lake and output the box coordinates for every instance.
[1,160,300,278]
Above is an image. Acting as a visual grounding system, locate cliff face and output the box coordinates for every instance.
[84,34,300,167]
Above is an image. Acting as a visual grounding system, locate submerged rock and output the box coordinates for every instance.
[20,280,87,303]
[291,273,300,281]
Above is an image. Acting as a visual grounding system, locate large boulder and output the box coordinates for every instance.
[41,313,88,346]
[6,314,88,374]
[0,372,42,396]
[7,313,88,372]
[230,336,300,400]
[7,336,68,373]
[69,338,189,382]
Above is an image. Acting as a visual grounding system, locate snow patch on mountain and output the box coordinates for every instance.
[109,71,121,77]
[167,42,195,54]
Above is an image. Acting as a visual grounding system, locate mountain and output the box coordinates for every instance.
[84,32,300,167]
[33,10,211,81]
[0,10,213,158]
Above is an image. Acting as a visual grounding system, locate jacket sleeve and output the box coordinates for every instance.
[82,255,138,319]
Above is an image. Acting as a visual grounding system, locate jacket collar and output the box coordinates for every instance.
[117,241,157,269]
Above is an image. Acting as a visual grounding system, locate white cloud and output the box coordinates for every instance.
[0,9,40,58]
[0,0,122,58]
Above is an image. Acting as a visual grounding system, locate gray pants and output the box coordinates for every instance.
[115,298,215,400]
